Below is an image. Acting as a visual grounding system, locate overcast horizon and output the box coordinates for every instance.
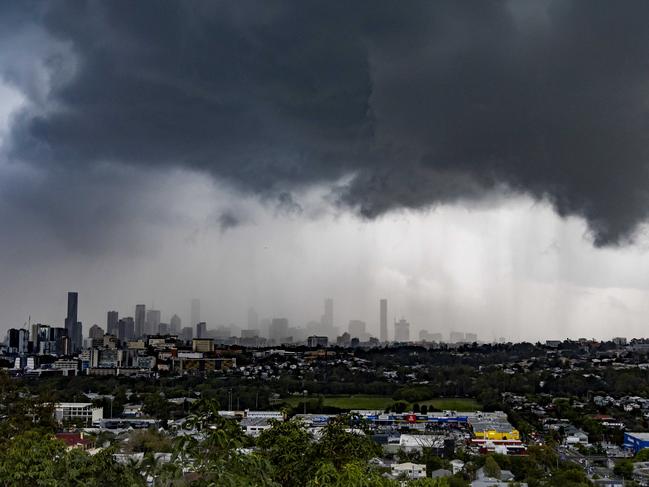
[4,1,649,342]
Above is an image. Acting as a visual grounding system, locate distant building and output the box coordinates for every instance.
[170,314,181,333]
[88,324,104,339]
[196,321,207,339]
[118,317,135,341]
[465,332,478,343]
[612,337,627,346]
[7,328,29,354]
[107,311,119,336]
[191,298,201,328]
[394,318,410,342]
[181,326,193,342]
[348,320,367,339]
[391,463,426,480]
[192,338,214,353]
[450,331,465,343]
[135,304,146,338]
[307,335,328,348]
[269,318,289,344]
[145,309,161,336]
[158,322,169,334]
[64,292,82,353]
[380,299,388,342]
[54,402,103,426]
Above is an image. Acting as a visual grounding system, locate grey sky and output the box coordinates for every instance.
[2,1,649,341]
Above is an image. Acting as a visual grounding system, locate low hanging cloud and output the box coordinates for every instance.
[3,0,649,246]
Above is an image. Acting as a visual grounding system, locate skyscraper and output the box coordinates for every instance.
[269,318,289,344]
[191,298,201,327]
[196,321,207,339]
[65,292,82,352]
[322,298,333,329]
[145,309,161,335]
[65,292,78,342]
[394,318,410,342]
[118,317,135,341]
[170,314,181,333]
[135,304,146,338]
[107,311,119,336]
[380,299,388,342]
[89,324,104,339]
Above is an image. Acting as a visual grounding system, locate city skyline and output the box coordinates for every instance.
[5,2,649,342]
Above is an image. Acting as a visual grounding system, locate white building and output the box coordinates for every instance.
[54,402,103,426]
[391,462,426,480]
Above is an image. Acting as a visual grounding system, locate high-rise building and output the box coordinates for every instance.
[65,292,81,352]
[307,335,328,348]
[107,311,119,336]
[322,298,333,328]
[380,299,388,342]
[72,321,83,352]
[89,324,104,339]
[181,326,193,342]
[269,318,289,344]
[7,328,29,354]
[170,314,181,333]
[158,322,169,334]
[465,332,478,343]
[191,299,201,327]
[145,309,161,336]
[394,318,410,342]
[196,321,207,339]
[135,304,146,338]
[348,320,367,340]
[118,317,135,341]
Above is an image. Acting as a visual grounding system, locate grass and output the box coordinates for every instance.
[419,398,481,412]
[283,394,481,412]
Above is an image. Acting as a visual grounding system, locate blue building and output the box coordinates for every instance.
[624,432,649,453]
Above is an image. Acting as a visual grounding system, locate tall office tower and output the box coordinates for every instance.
[89,324,104,339]
[191,298,201,327]
[269,318,289,344]
[107,311,119,336]
[72,321,83,352]
[135,304,146,338]
[196,321,207,339]
[7,328,29,354]
[31,323,40,350]
[145,309,161,335]
[170,314,181,333]
[247,307,259,329]
[118,317,135,341]
[380,299,388,342]
[394,318,410,342]
[321,298,334,329]
[65,292,78,347]
[181,326,193,342]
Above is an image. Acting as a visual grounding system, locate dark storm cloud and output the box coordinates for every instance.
[4,0,649,245]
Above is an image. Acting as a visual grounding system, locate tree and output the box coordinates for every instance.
[484,456,501,480]
[614,459,634,480]
[257,419,314,487]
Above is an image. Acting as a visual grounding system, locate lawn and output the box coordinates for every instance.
[419,398,481,412]
[284,394,394,410]
[283,395,480,411]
